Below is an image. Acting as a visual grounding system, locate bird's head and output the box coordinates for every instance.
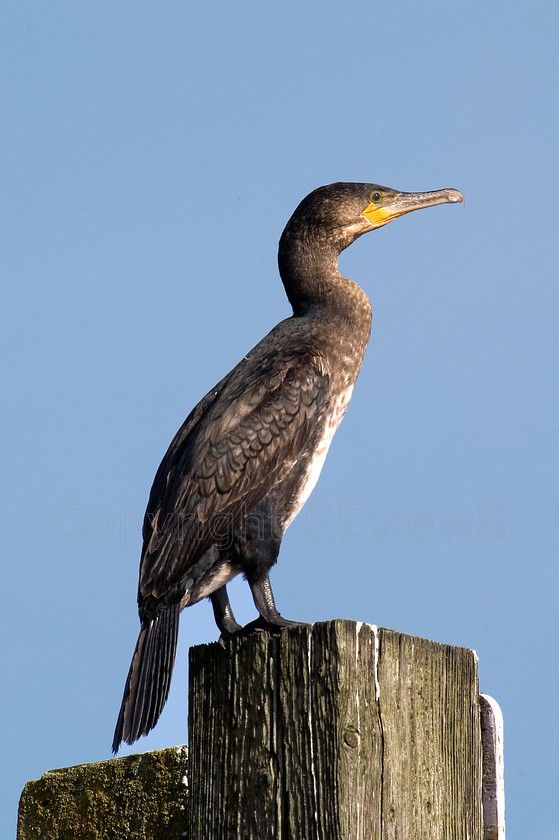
[278,181,464,315]
[280,181,464,255]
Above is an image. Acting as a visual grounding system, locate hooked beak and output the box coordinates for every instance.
[361,187,464,229]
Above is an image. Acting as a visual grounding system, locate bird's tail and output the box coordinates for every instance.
[112,602,180,754]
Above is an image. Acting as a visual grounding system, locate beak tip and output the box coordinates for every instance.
[447,188,465,204]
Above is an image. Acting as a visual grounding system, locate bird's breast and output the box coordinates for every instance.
[281,380,357,529]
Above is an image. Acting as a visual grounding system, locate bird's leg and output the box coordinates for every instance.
[245,572,304,632]
[210,585,242,645]
[235,497,307,634]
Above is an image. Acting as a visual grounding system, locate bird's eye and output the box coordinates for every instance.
[370,191,382,203]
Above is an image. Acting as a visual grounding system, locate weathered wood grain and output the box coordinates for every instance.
[480,694,505,840]
[188,621,485,840]
[188,630,282,840]
[378,628,484,840]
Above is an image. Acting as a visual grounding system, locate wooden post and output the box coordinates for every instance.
[17,746,188,840]
[17,620,502,839]
[187,620,485,840]
[480,694,505,840]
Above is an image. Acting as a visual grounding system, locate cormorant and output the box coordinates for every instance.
[112,181,463,752]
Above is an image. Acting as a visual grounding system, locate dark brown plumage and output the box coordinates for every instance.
[113,181,463,752]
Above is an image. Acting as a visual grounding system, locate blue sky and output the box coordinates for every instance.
[3,2,558,837]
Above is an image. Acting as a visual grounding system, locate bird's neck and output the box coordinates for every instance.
[278,235,371,330]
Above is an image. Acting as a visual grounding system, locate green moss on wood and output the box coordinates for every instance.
[17,746,188,840]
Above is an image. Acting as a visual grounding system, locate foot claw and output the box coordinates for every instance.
[240,616,308,636]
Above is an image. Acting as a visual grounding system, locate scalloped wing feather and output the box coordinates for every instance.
[138,355,329,602]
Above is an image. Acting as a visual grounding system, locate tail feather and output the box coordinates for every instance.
[131,617,158,735]
[112,602,180,754]
[143,606,171,734]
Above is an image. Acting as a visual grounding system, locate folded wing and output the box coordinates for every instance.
[139,349,330,605]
